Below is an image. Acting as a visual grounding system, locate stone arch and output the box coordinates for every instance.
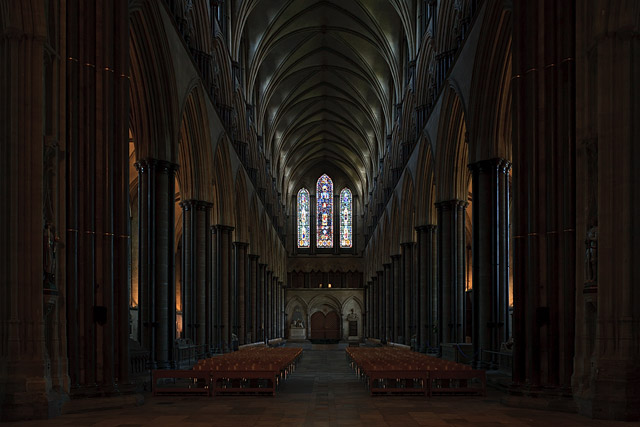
[307,294,342,316]
[415,135,436,225]
[400,172,416,243]
[248,194,259,254]
[435,85,469,202]
[389,195,401,255]
[234,170,250,243]
[212,137,235,226]
[129,0,179,162]
[468,2,512,163]
[177,83,214,202]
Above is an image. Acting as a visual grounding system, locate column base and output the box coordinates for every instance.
[504,384,576,414]
[573,358,640,421]
[0,359,69,421]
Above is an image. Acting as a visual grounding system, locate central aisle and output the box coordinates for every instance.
[19,346,629,426]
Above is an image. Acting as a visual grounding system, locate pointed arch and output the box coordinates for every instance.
[415,134,437,225]
[177,83,214,202]
[400,172,416,243]
[212,137,235,226]
[435,86,469,202]
[234,170,250,243]
[129,0,179,162]
[468,2,512,163]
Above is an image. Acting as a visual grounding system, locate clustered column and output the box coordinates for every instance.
[233,242,248,346]
[416,225,437,352]
[401,242,415,345]
[469,159,510,368]
[180,200,212,351]
[436,200,466,345]
[137,159,179,369]
[391,254,402,342]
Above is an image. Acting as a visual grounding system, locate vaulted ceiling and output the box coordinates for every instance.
[232,0,414,203]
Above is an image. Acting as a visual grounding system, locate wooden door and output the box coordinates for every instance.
[324,311,340,340]
[310,312,325,340]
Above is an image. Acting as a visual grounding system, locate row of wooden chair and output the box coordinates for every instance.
[346,347,485,397]
[153,347,303,397]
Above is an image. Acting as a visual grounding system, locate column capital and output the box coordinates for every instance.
[248,254,260,260]
[134,158,179,174]
[180,199,213,211]
[377,268,385,273]
[258,263,267,268]
[400,241,415,248]
[213,224,235,233]
[233,241,249,249]
[468,157,512,174]
[434,199,466,211]
[415,224,437,232]
[390,254,402,260]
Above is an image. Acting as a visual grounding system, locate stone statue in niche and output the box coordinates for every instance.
[43,139,59,290]
[585,226,598,283]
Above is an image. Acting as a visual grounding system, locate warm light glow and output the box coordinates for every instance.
[328,283,332,288]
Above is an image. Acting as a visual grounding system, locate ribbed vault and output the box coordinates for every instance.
[233,0,411,205]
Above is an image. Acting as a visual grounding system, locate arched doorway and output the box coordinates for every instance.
[310,310,341,343]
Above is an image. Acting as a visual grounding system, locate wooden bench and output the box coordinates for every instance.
[152,369,211,396]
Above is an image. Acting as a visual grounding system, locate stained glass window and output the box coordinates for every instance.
[297,188,310,248]
[340,188,352,248]
[316,174,333,248]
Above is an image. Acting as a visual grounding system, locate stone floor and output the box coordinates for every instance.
[8,345,631,426]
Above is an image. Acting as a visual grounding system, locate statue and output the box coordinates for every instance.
[585,226,597,283]
[43,222,59,289]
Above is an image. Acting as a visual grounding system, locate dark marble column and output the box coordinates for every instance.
[258,263,267,342]
[511,0,576,398]
[265,270,272,341]
[381,265,391,341]
[469,159,510,368]
[233,242,248,345]
[391,254,402,342]
[416,225,438,352]
[180,200,212,349]
[436,200,466,345]
[248,255,259,343]
[373,270,382,340]
[401,242,415,345]
[212,225,233,351]
[136,159,179,369]
[371,277,378,339]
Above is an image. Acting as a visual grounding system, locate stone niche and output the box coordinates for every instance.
[285,288,364,342]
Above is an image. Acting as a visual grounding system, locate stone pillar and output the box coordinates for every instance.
[248,254,259,343]
[136,159,179,369]
[572,1,640,420]
[181,201,212,349]
[233,242,248,345]
[279,282,285,338]
[371,277,378,338]
[258,263,267,342]
[391,254,402,342]
[511,0,576,400]
[265,270,272,340]
[212,225,233,351]
[468,159,510,368]
[364,282,370,337]
[416,225,438,352]
[382,265,391,341]
[401,242,415,345]
[436,200,466,346]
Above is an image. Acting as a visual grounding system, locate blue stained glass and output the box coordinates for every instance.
[340,188,352,248]
[297,188,310,248]
[316,174,333,248]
